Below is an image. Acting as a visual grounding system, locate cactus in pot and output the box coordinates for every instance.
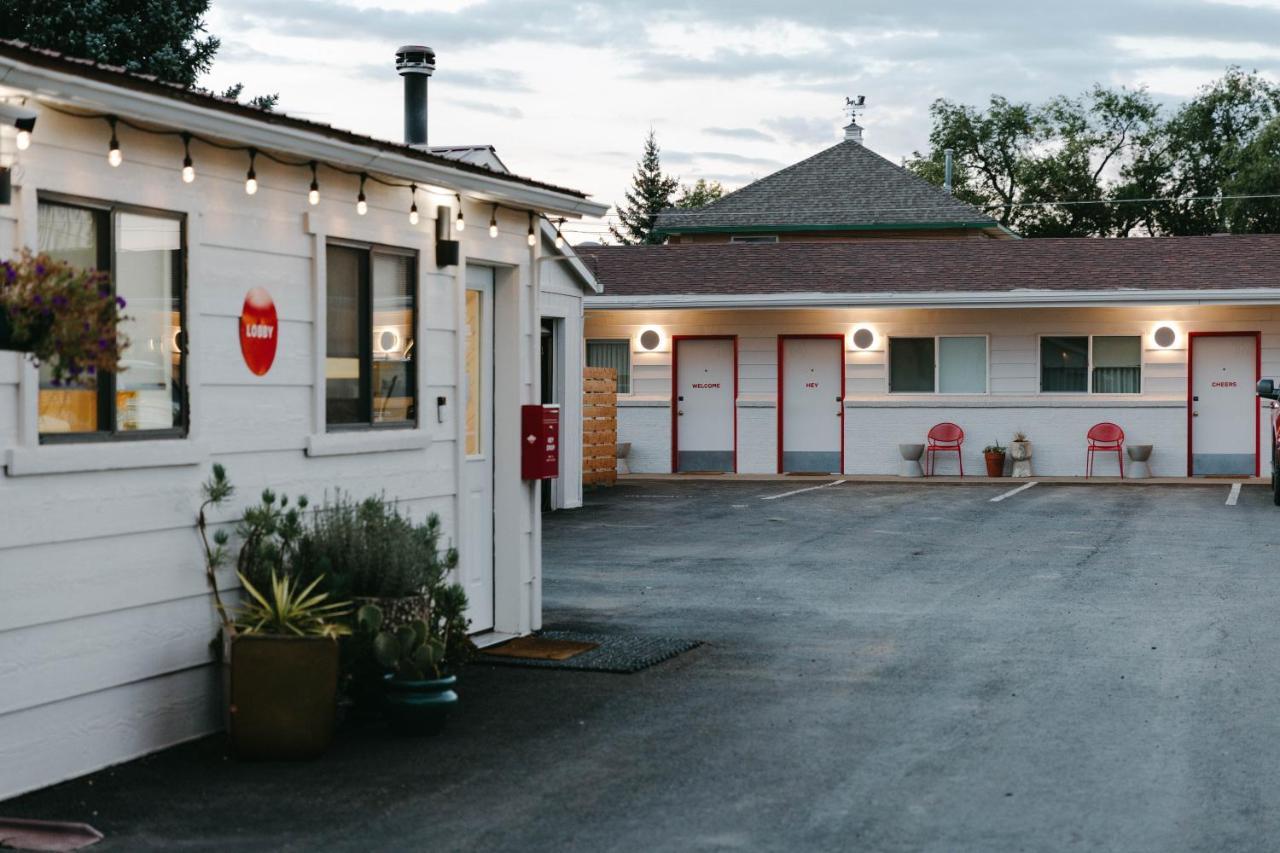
[357,602,461,736]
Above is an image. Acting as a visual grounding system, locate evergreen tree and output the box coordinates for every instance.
[674,178,725,209]
[0,0,277,109]
[610,129,679,245]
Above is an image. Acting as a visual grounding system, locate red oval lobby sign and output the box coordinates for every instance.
[239,287,278,376]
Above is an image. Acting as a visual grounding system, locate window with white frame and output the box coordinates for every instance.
[888,336,987,394]
[1039,335,1141,394]
[586,339,631,393]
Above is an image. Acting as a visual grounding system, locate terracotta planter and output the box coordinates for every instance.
[227,634,340,760]
[984,451,1006,477]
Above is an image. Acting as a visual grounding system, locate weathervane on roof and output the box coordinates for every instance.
[843,96,866,144]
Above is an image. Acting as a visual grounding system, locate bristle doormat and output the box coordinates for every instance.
[481,635,599,661]
[478,630,701,674]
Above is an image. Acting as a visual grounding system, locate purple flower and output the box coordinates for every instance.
[32,295,42,306]
[34,264,45,276]
[52,295,67,308]
[86,365,95,375]
[98,287,111,297]
[2,264,13,283]
[115,296,126,309]
[97,338,109,350]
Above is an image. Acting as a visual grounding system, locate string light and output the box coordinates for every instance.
[180,132,194,183]
[454,194,465,232]
[489,204,498,238]
[244,148,258,195]
[107,116,121,167]
[408,184,419,225]
[308,161,320,205]
[15,128,31,150]
[554,217,565,249]
[527,212,536,247]
[357,173,368,215]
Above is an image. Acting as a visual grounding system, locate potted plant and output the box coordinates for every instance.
[0,249,128,384]
[1009,431,1033,477]
[198,464,351,759]
[358,585,469,736]
[983,441,1007,477]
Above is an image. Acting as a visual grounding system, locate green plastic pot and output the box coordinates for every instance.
[383,673,458,736]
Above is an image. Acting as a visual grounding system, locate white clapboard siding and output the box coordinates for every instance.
[0,666,221,802]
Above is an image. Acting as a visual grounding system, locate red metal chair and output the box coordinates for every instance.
[1086,422,1125,478]
[925,422,965,476]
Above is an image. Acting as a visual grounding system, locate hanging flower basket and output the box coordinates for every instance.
[0,250,128,383]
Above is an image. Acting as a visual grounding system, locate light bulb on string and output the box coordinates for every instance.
[308,161,320,206]
[554,218,565,249]
[244,149,258,195]
[409,185,419,225]
[489,205,498,238]
[526,214,536,247]
[357,173,368,216]
[15,129,30,150]
[454,195,465,232]
[180,133,194,183]
[107,116,122,167]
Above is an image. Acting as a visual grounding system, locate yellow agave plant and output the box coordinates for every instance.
[235,571,352,639]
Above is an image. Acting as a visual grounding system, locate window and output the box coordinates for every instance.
[729,235,779,244]
[888,336,987,394]
[325,243,416,428]
[1040,335,1141,394]
[586,339,631,394]
[888,338,934,393]
[36,198,186,440]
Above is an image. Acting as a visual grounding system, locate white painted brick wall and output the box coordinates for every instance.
[618,404,671,473]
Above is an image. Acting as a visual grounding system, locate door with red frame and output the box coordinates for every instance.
[779,336,844,473]
[674,338,736,472]
[1189,333,1258,477]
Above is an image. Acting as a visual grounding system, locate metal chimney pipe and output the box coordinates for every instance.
[395,45,436,146]
[943,148,954,193]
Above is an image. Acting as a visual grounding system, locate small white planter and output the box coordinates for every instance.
[1009,441,1032,478]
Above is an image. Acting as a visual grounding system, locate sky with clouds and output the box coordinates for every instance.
[202,0,1280,241]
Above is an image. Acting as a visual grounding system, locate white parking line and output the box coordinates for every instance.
[761,479,847,501]
[990,481,1038,503]
[1226,483,1242,506]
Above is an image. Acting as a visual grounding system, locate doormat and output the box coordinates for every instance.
[0,818,103,851]
[785,471,834,476]
[479,635,599,661]
[477,630,701,674]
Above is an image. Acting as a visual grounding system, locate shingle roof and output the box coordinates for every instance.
[653,140,998,234]
[576,236,1280,298]
[0,40,588,200]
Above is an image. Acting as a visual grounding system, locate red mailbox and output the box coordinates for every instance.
[521,404,560,480]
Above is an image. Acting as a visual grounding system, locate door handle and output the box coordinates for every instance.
[1192,412,1199,417]
[678,411,684,416]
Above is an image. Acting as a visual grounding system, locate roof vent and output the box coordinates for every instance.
[843,120,863,144]
[395,45,436,147]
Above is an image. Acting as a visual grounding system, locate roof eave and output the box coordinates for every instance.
[655,220,1000,237]
[585,288,1280,310]
[0,53,608,219]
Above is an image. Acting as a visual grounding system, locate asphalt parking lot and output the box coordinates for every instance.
[6,479,1280,852]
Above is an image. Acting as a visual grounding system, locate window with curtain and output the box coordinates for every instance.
[1092,336,1142,394]
[586,340,631,393]
[325,242,416,428]
[36,198,186,440]
[938,337,987,393]
[1040,336,1089,393]
[888,338,935,393]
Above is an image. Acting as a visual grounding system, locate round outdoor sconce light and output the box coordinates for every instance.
[639,329,662,351]
[1153,326,1177,348]
[851,328,875,350]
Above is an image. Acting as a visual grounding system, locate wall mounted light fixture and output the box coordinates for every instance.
[1153,325,1177,348]
[851,327,875,350]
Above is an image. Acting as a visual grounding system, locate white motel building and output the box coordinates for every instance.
[580,122,1280,479]
[0,40,606,799]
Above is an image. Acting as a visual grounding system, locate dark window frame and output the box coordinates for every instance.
[585,338,632,394]
[36,193,189,444]
[325,238,419,432]
[1038,334,1143,395]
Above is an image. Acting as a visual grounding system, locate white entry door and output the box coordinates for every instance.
[1190,333,1257,476]
[675,338,736,472]
[462,266,494,631]
[780,337,844,473]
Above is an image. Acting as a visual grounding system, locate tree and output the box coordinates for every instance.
[908,70,1280,236]
[906,86,1159,237]
[0,0,277,109]
[610,129,679,245]
[674,178,724,210]
[1120,69,1280,235]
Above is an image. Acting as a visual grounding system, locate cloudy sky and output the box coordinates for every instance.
[202,0,1280,241]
